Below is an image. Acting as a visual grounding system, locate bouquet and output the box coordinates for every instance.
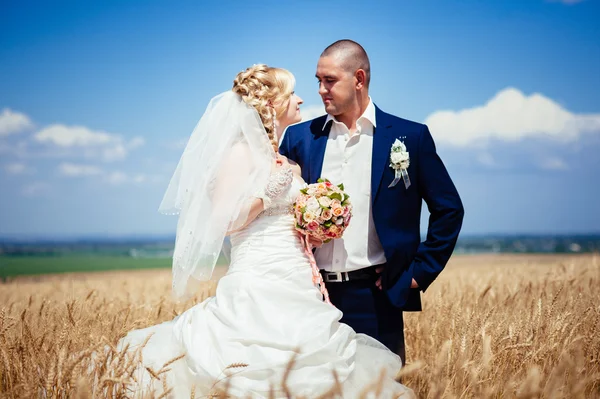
[293,178,353,242]
[293,178,353,305]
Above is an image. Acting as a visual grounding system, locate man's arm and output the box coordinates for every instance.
[410,125,464,292]
[385,125,464,308]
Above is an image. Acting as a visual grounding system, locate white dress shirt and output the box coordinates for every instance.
[315,98,387,272]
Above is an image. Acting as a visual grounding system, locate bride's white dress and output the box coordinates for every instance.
[118,176,414,398]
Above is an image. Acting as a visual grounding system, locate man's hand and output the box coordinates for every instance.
[375,266,419,291]
[375,266,385,290]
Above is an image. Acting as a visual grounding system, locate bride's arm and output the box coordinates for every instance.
[225,197,265,235]
[211,145,292,235]
[227,156,294,234]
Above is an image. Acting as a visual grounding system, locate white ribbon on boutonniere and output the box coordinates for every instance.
[388,139,411,189]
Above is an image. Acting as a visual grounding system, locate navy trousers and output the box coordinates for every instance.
[326,276,406,365]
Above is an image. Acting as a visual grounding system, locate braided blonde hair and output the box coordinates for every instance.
[232,64,295,152]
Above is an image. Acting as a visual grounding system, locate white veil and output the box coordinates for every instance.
[159,91,275,299]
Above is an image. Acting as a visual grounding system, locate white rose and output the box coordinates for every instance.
[318,196,332,207]
[392,139,407,152]
[303,211,316,223]
[306,197,321,212]
[391,151,409,164]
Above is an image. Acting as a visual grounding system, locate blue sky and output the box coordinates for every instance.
[1,0,599,238]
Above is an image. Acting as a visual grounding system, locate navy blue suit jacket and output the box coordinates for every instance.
[279,106,464,311]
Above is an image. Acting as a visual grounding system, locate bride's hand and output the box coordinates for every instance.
[271,154,291,174]
[308,236,324,248]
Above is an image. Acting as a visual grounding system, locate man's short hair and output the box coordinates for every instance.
[321,40,371,87]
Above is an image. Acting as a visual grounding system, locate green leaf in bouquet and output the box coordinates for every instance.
[300,188,308,194]
[324,220,333,228]
[337,183,345,191]
[329,192,342,201]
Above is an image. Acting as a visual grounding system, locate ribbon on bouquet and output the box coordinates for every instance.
[300,234,332,305]
[388,168,411,189]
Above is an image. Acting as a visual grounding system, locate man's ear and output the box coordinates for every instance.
[355,69,367,90]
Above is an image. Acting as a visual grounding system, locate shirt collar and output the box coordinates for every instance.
[323,97,377,132]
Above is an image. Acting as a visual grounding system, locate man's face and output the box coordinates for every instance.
[316,55,356,117]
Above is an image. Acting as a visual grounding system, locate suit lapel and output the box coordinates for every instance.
[371,107,395,204]
[308,117,331,184]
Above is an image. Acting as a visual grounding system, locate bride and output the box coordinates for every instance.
[117,64,415,398]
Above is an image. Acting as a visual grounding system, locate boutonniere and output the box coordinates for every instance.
[388,139,411,189]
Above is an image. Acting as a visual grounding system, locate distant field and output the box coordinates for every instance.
[0,255,171,279]
[0,254,232,279]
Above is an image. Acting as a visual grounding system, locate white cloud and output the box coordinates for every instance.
[301,105,326,122]
[99,143,127,162]
[425,87,600,147]
[132,173,164,184]
[167,138,189,151]
[133,174,146,184]
[33,124,145,162]
[538,157,569,170]
[105,171,128,185]
[476,152,496,167]
[21,182,50,197]
[105,172,164,186]
[4,162,35,175]
[0,109,33,136]
[547,0,584,4]
[58,162,104,177]
[35,125,115,147]
[5,163,27,174]
[55,163,163,186]
[128,136,145,149]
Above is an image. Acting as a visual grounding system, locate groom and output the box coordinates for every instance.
[279,40,464,364]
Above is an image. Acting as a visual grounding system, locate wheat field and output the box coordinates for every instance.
[1,253,599,398]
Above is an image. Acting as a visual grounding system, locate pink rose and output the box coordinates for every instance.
[307,221,319,231]
[325,225,341,238]
[332,207,344,217]
[321,209,332,220]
